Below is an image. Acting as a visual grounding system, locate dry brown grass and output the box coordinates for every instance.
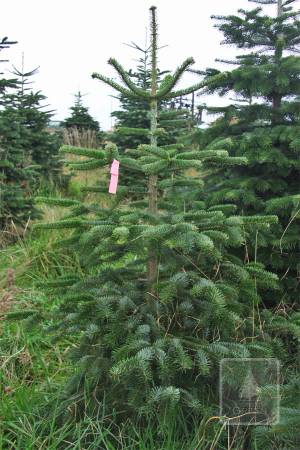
[62,127,98,148]
[0,269,17,325]
[0,220,30,249]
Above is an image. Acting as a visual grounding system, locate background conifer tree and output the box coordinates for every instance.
[110,42,195,192]
[0,40,40,232]
[194,0,300,306]
[61,91,100,132]
[0,91,38,230]
[10,65,63,185]
[110,42,193,152]
[0,37,17,93]
[110,42,152,152]
[61,91,102,141]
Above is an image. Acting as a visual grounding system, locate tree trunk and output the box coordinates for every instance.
[272,0,284,124]
[147,7,159,294]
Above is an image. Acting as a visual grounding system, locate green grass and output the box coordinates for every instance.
[0,394,226,450]
[0,184,78,447]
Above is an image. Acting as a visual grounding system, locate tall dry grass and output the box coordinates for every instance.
[62,127,98,148]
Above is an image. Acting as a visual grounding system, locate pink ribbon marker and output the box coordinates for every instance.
[109,159,120,194]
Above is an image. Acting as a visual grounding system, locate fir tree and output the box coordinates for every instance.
[61,91,103,149]
[110,42,193,152]
[0,37,17,93]
[0,92,37,230]
[0,40,40,231]
[33,8,296,446]
[10,65,63,184]
[110,42,152,151]
[194,0,300,306]
[61,91,100,132]
[110,42,195,193]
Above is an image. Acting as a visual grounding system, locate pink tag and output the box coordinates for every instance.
[109,159,119,194]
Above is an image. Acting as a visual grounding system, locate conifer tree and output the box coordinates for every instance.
[0,90,37,230]
[10,66,63,184]
[34,8,296,445]
[61,91,101,132]
[110,42,195,193]
[0,37,17,93]
[195,0,300,306]
[111,42,193,152]
[110,43,152,151]
[0,39,40,230]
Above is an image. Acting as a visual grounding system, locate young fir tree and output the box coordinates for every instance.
[34,7,294,445]
[0,37,17,93]
[0,94,36,230]
[10,66,63,184]
[194,0,300,307]
[61,91,101,132]
[0,40,40,230]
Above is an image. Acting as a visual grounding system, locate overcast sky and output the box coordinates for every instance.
[1,0,279,130]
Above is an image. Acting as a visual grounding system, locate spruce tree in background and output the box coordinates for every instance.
[10,66,63,184]
[110,42,152,151]
[0,40,40,231]
[61,91,103,148]
[111,42,194,152]
[195,0,300,307]
[0,37,17,93]
[61,91,101,132]
[33,11,298,449]
[110,42,195,191]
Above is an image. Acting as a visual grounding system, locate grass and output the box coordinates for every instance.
[0,180,80,448]
[0,391,226,450]
[0,218,77,448]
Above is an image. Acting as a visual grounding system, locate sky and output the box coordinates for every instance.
[1,0,279,130]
